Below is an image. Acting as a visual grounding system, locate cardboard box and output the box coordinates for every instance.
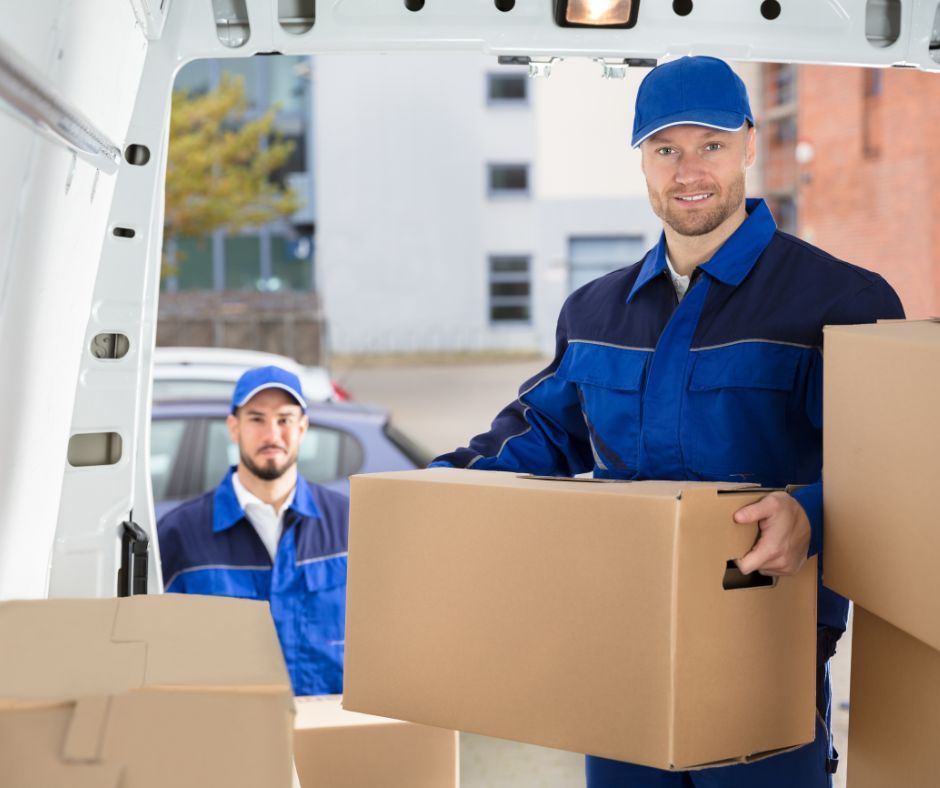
[846,608,940,788]
[294,695,458,787]
[823,320,940,651]
[0,594,294,788]
[343,468,818,771]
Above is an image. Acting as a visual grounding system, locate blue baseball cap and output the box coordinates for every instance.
[230,365,306,414]
[631,56,754,148]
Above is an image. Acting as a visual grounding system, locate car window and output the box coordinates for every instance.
[150,419,188,501]
[152,380,237,400]
[203,418,363,489]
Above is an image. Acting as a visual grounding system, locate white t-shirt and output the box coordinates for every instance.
[231,472,296,561]
[665,253,693,301]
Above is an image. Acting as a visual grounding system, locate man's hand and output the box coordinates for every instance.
[733,492,811,576]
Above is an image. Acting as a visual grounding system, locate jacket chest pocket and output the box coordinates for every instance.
[682,344,803,482]
[557,343,650,475]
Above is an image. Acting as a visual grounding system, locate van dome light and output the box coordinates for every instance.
[555,0,639,28]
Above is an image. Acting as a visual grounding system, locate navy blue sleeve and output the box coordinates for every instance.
[793,275,904,556]
[432,300,594,476]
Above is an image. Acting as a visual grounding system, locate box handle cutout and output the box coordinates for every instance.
[723,560,776,590]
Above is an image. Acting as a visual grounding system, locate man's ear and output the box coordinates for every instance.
[744,125,757,168]
[226,413,240,445]
[298,413,309,439]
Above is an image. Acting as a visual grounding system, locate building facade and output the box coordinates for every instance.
[314,55,762,357]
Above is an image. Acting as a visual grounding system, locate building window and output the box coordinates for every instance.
[488,164,530,197]
[568,236,646,292]
[488,73,528,104]
[174,237,214,290]
[489,256,531,324]
[774,63,797,105]
[271,234,313,291]
[771,116,797,145]
[224,235,262,289]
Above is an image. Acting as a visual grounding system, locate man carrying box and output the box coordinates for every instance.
[158,366,350,697]
[432,56,903,787]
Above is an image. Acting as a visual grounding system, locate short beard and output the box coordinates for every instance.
[649,172,746,238]
[240,448,296,481]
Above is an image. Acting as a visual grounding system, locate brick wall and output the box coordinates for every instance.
[795,65,940,318]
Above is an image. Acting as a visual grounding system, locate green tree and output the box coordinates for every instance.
[163,74,300,281]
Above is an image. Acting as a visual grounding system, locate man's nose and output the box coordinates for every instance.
[674,154,706,184]
[262,419,281,442]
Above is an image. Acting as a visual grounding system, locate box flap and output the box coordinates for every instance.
[357,468,756,501]
[0,600,145,699]
[111,595,291,690]
[0,596,292,702]
[63,696,111,762]
[0,700,122,788]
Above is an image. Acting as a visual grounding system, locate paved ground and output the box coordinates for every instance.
[335,357,852,788]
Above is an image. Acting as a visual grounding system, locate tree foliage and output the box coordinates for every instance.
[163,75,300,278]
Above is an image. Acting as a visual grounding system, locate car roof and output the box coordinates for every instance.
[154,346,309,371]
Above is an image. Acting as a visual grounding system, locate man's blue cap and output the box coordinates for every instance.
[631,56,754,148]
[230,365,306,414]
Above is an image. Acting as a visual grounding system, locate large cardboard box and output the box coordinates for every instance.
[824,320,940,651]
[846,608,940,788]
[0,594,294,788]
[343,468,818,771]
[294,695,458,787]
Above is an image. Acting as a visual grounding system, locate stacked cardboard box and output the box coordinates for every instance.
[294,695,458,787]
[0,594,295,788]
[824,320,940,787]
[344,468,818,771]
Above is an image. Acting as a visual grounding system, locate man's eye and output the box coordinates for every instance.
[704,143,722,152]
[656,147,676,156]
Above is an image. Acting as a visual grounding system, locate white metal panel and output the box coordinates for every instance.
[0,0,147,599]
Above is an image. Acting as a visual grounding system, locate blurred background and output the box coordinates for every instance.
[156,52,938,786]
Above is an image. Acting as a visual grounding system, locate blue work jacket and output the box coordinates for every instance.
[434,199,903,631]
[157,468,349,696]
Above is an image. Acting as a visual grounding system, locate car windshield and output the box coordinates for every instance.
[384,424,434,468]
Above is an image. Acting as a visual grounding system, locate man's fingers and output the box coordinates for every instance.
[736,542,775,576]
[733,496,775,524]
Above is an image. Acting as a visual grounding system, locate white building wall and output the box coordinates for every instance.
[315,55,763,356]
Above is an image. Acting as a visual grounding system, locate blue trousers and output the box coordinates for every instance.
[586,628,840,788]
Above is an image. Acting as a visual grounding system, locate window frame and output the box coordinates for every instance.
[486,71,529,106]
[486,163,531,198]
[488,254,533,326]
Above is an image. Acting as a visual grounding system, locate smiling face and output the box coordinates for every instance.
[640,124,756,238]
[226,387,307,482]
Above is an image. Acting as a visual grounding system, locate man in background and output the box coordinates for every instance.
[158,365,349,696]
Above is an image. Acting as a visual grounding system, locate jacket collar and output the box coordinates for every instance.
[627,198,776,303]
[212,466,321,533]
